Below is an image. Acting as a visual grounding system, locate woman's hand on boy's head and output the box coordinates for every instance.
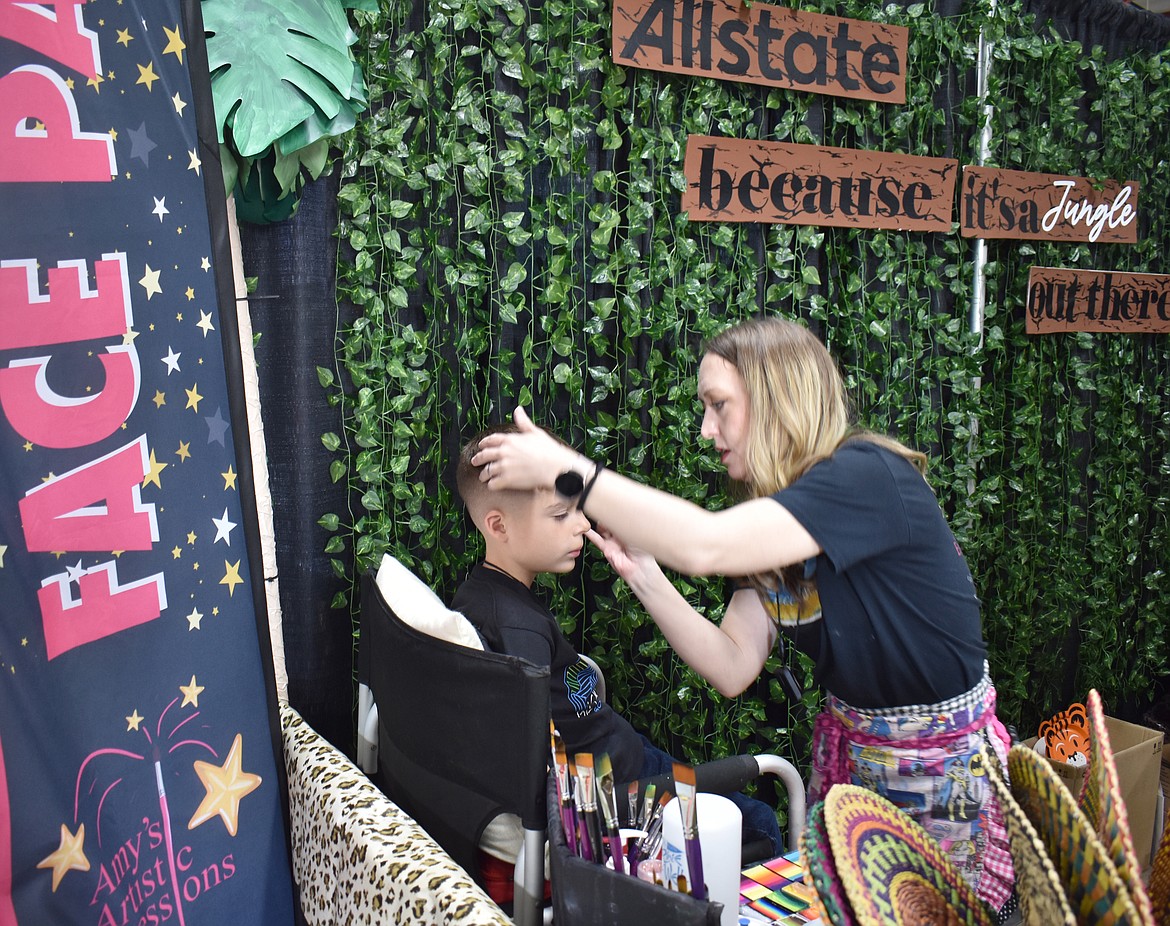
[471,406,578,490]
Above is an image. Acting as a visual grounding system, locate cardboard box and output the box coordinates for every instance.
[1161,744,1170,832]
[1025,716,1164,869]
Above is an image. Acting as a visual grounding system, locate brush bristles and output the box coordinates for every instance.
[671,761,696,787]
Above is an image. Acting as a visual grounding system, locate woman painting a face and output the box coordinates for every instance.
[473,315,1017,922]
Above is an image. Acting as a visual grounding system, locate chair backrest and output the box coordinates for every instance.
[359,569,551,882]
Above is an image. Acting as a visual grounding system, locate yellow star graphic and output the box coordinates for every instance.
[187,531,197,545]
[188,734,261,837]
[109,127,118,141]
[139,264,162,299]
[185,286,195,301]
[172,92,187,115]
[187,607,203,630]
[142,450,167,489]
[185,384,202,412]
[212,607,220,616]
[200,257,211,271]
[163,25,186,63]
[196,311,215,337]
[153,390,165,408]
[222,467,237,490]
[187,149,201,175]
[38,824,90,891]
[116,28,133,46]
[176,441,191,461]
[126,710,143,732]
[220,560,243,597]
[87,73,104,93]
[180,675,204,708]
[122,329,139,346]
[136,61,159,91]
[22,441,32,452]
[171,546,182,560]
[175,312,183,322]
[66,77,75,89]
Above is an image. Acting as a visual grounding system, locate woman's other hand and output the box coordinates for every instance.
[586,527,663,590]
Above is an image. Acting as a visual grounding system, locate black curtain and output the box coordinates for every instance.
[1023,0,1170,56]
[238,171,356,756]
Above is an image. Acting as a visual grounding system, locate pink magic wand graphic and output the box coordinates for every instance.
[42,679,261,925]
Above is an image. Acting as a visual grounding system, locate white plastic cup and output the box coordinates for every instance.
[661,793,742,926]
[602,828,647,871]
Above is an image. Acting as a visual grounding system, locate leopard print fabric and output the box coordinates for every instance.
[281,703,512,925]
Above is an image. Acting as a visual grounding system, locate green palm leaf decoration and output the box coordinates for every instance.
[203,0,371,222]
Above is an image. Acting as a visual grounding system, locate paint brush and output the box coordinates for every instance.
[673,761,705,900]
[627,781,640,829]
[637,781,657,831]
[570,759,592,861]
[595,753,626,874]
[574,752,605,864]
[629,790,670,875]
[550,724,578,856]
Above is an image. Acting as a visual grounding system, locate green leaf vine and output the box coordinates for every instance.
[325,0,1170,798]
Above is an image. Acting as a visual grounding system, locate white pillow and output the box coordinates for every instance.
[375,554,483,651]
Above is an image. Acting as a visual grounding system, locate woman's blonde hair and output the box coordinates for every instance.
[705,316,927,591]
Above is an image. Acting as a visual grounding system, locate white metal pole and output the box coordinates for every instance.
[968,0,997,493]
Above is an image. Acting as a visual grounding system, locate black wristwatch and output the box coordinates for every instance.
[554,469,585,498]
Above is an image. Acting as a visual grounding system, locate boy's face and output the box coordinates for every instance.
[509,489,590,576]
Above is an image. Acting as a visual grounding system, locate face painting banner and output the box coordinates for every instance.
[0,2,297,924]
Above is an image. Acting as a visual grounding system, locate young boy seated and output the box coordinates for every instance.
[453,424,784,893]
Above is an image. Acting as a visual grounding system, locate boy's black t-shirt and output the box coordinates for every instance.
[451,564,645,782]
[772,441,986,708]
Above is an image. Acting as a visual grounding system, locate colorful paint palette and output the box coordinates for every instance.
[739,850,826,924]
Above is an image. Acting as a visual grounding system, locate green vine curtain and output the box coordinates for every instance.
[324,0,1170,786]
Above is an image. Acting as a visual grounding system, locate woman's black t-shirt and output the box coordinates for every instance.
[771,441,986,708]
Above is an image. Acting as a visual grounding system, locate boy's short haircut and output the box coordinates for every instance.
[456,423,528,528]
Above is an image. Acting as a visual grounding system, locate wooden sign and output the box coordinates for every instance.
[682,136,957,230]
[961,166,1139,243]
[612,0,908,103]
[1027,267,1170,334]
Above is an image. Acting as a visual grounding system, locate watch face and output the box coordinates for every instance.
[555,470,585,497]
